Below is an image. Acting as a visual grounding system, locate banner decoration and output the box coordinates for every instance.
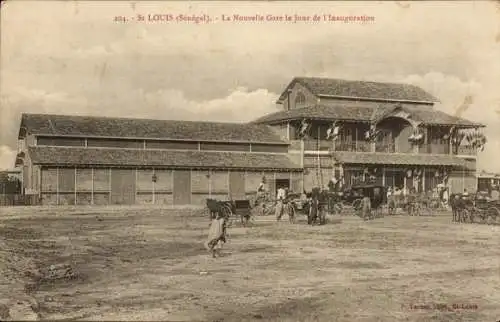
[298,119,311,138]
[451,130,466,147]
[465,130,487,152]
[364,125,381,142]
[408,126,425,144]
[442,126,456,141]
[413,168,422,182]
[326,121,341,141]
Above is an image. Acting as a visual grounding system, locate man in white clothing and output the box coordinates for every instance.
[275,186,287,221]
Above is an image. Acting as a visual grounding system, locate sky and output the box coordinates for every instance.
[1,1,500,171]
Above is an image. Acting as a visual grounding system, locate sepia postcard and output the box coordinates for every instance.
[0,1,499,321]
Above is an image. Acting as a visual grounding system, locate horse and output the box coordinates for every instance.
[449,193,473,223]
[307,188,328,225]
[206,198,235,221]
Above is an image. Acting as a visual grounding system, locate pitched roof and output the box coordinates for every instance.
[278,77,440,103]
[28,147,302,170]
[333,151,471,168]
[253,103,374,124]
[252,103,484,128]
[18,113,287,144]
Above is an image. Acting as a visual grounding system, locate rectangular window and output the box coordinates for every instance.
[145,140,199,150]
[251,144,288,153]
[37,136,85,147]
[87,138,142,149]
[200,142,250,152]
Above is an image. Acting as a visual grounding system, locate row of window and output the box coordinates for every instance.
[35,137,289,153]
[39,168,303,193]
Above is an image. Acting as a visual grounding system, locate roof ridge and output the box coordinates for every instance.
[295,76,420,87]
[21,113,259,126]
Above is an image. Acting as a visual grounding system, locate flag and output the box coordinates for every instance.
[298,119,310,138]
[365,125,380,142]
[443,126,456,140]
[326,121,340,140]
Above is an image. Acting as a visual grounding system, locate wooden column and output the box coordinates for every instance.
[382,167,386,186]
[74,168,77,205]
[355,127,358,151]
[135,169,138,202]
[227,169,231,200]
[273,171,277,197]
[301,171,305,193]
[208,169,212,198]
[422,168,426,192]
[171,170,175,205]
[91,168,94,205]
[56,167,59,205]
[108,168,112,204]
[152,168,156,204]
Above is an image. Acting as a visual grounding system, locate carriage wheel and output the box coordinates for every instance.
[487,207,500,225]
[352,199,362,215]
[468,209,475,223]
[334,203,343,215]
[288,205,296,224]
[220,204,234,226]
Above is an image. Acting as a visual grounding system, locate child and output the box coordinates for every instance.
[204,211,227,258]
[362,193,372,220]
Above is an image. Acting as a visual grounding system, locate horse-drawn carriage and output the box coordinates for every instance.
[451,193,500,224]
[206,198,253,227]
[342,184,386,220]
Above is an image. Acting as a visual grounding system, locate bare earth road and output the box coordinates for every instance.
[0,206,499,321]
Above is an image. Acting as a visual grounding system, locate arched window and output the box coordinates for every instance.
[295,92,306,106]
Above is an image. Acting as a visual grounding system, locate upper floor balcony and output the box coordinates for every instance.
[290,139,477,157]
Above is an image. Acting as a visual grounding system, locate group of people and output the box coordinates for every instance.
[386,185,451,210]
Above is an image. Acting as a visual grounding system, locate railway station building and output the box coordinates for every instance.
[15,77,485,205]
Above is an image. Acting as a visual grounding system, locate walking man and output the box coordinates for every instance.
[275,185,286,221]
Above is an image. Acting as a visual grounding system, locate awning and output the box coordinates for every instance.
[333,151,470,168]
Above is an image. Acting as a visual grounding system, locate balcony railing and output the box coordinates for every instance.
[303,140,371,152]
[375,143,395,153]
[291,140,476,156]
[419,144,450,155]
[303,140,332,151]
[456,146,477,156]
[335,141,371,152]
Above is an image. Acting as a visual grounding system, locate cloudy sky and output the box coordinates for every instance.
[1,1,499,171]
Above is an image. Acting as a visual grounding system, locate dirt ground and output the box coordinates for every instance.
[0,206,499,322]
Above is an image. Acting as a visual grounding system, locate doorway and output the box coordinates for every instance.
[275,179,290,192]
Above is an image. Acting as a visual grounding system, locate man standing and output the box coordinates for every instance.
[491,186,499,201]
[275,185,286,221]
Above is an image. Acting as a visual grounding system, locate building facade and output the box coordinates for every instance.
[253,77,484,195]
[15,115,302,205]
[15,77,485,205]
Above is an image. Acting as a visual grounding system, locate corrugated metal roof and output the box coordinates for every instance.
[278,77,440,103]
[28,147,302,170]
[19,113,287,144]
